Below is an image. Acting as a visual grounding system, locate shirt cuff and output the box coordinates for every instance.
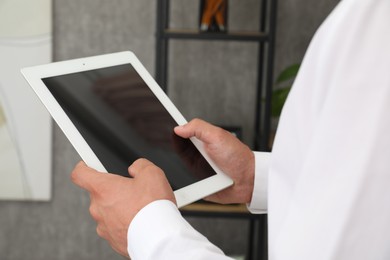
[127,200,228,260]
[247,151,270,214]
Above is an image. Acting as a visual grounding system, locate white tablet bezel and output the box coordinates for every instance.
[21,51,233,207]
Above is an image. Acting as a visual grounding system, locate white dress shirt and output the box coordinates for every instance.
[128,0,390,259]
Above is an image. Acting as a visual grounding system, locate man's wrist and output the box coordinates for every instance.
[243,151,256,203]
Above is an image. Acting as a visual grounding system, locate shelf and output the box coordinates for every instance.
[161,29,269,42]
[180,202,265,219]
[182,203,249,213]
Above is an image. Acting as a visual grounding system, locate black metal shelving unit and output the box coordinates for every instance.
[155,0,277,151]
[155,1,277,259]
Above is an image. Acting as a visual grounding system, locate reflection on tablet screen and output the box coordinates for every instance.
[42,64,216,190]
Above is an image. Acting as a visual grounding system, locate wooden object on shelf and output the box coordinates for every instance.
[181,202,250,214]
[199,0,228,33]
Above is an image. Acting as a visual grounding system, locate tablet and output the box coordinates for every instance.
[21,51,233,207]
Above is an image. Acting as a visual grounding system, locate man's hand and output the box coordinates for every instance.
[174,118,255,205]
[71,159,176,258]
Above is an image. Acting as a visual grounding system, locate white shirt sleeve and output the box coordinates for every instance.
[127,200,233,260]
[267,1,390,259]
[247,151,270,214]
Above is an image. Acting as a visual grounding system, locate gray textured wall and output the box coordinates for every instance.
[0,0,339,259]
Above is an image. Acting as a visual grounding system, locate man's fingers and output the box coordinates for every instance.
[71,161,105,191]
[174,118,223,144]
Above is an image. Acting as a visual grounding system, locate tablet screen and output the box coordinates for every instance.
[42,64,216,190]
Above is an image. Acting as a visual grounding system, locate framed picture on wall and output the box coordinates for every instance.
[0,0,52,201]
[199,0,228,32]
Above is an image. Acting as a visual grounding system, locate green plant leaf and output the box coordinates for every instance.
[271,86,291,117]
[276,63,300,84]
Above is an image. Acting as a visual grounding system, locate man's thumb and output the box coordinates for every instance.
[71,161,105,191]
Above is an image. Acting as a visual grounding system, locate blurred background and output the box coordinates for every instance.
[0,0,339,259]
